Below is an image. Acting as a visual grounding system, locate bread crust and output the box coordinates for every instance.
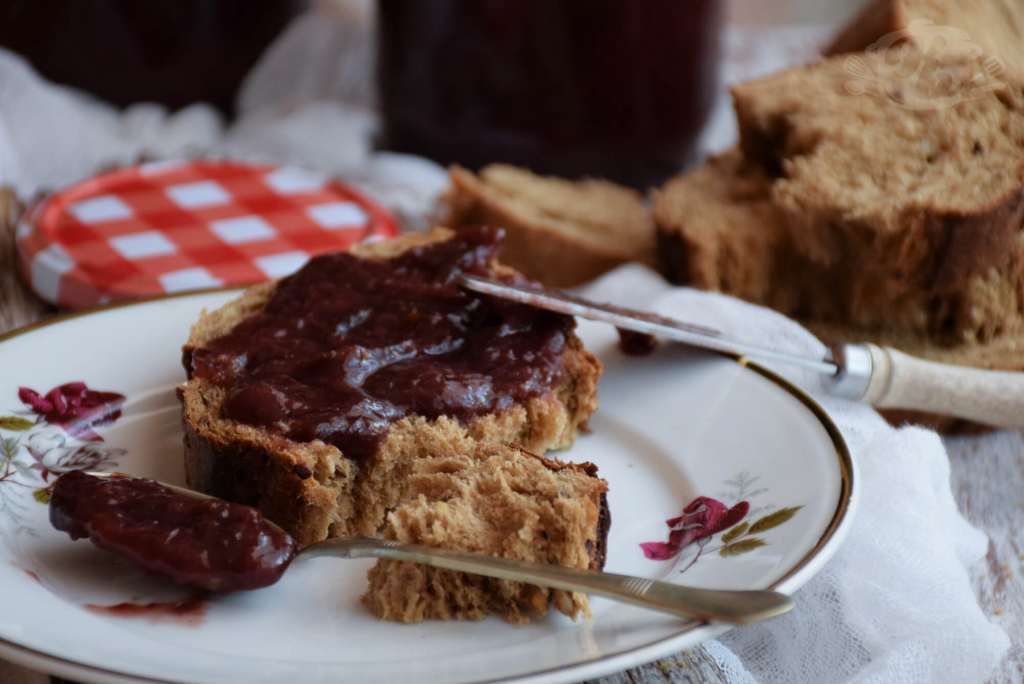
[652,149,811,311]
[181,382,349,547]
[179,229,603,547]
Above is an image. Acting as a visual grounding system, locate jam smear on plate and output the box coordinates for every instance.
[85,596,207,626]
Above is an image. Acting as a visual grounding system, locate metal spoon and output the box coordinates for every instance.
[85,472,793,625]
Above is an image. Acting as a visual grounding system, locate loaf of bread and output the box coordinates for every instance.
[655,147,1024,430]
[825,0,1024,80]
[444,164,656,287]
[180,228,608,622]
[730,46,1024,344]
[655,46,1024,430]
[653,148,818,315]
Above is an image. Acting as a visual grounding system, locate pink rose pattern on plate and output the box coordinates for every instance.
[641,481,803,574]
[17,382,125,441]
[640,496,750,560]
[1,382,125,523]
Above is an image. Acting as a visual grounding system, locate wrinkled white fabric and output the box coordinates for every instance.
[583,266,1010,684]
[0,10,1010,682]
[0,52,218,198]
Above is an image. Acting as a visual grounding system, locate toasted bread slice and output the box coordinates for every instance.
[179,229,606,622]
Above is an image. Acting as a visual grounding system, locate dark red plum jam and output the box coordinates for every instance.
[186,228,574,461]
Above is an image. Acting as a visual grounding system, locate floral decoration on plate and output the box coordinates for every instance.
[17,382,125,441]
[1,382,125,526]
[641,471,803,575]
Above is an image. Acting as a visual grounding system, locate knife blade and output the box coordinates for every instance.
[460,275,840,376]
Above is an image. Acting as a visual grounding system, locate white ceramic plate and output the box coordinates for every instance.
[0,290,855,684]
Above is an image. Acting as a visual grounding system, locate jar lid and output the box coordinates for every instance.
[16,160,399,309]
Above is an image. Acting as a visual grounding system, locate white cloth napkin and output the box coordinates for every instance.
[0,8,1011,683]
[582,267,1010,683]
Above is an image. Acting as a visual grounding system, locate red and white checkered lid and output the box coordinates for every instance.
[16,159,399,309]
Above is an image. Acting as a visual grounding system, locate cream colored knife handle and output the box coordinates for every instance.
[858,343,1024,428]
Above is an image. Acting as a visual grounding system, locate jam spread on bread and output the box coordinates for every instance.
[51,471,296,592]
[188,227,574,461]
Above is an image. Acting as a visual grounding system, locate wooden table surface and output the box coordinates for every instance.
[0,191,1021,684]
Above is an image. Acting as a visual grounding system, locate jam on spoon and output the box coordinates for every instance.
[51,471,296,592]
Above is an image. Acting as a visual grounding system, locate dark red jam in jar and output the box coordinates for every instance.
[187,228,574,462]
[377,0,723,188]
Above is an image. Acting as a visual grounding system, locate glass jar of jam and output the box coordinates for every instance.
[377,0,723,188]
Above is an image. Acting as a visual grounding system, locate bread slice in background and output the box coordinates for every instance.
[825,0,1024,80]
[444,165,656,287]
[730,46,1024,345]
[653,148,825,316]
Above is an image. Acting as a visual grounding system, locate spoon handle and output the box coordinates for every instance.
[304,537,793,624]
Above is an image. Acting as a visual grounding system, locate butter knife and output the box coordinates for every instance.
[461,275,1024,430]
